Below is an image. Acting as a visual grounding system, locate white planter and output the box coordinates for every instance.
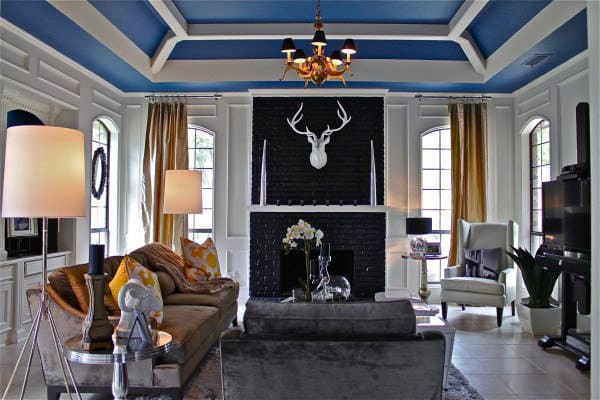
[516,301,561,336]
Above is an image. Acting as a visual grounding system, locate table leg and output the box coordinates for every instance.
[418,258,431,303]
[112,361,128,400]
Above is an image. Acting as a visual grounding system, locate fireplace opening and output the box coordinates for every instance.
[280,249,354,297]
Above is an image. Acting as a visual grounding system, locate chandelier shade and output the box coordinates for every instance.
[311,30,327,47]
[281,38,296,53]
[279,0,357,87]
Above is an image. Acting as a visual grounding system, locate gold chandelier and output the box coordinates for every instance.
[279,0,357,87]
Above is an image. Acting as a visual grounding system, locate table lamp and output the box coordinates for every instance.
[406,217,432,256]
[1,126,85,400]
[163,170,203,215]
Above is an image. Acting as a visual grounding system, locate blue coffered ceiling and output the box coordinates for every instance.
[0,0,589,93]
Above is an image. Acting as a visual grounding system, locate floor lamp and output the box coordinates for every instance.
[162,169,203,236]
[1,126,86,400]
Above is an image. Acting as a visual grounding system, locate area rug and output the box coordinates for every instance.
[142,346,484,400]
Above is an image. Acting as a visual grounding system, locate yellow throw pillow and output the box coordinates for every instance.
[181,237,221,282]
[109,256,164,325]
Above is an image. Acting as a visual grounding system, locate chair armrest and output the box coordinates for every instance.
[444,265,465,279]
[499,267,517,304]
[498,267,515,286]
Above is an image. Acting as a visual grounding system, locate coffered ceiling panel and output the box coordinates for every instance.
[0,0,589,93]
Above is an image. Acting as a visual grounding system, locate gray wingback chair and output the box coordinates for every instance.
[441,219,518,327]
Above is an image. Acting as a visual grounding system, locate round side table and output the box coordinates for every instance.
[64,331,173,400]
[401,254,448,303]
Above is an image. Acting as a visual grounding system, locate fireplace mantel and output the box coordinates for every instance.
[248,205,388,213]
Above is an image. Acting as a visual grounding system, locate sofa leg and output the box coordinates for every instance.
[47,386,61,400]
[511,300,515,316]
[461,304,466,311]
[441,302,448,320]
[496,307,503,327]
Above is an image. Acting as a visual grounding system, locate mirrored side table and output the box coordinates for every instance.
[64,331,173,400]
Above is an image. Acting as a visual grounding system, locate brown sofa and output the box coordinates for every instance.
[27,245,239,400]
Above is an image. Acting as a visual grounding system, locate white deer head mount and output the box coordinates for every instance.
[286,101,351,169]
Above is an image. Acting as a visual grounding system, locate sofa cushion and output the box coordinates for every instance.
[62,264,120,315]
[156,271,176,297]
[441,277,505,295]
[160,305,220,364]
[163,285,238,308]
[243,300,416,338]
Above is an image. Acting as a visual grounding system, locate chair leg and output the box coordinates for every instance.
[441,302,448,320]
[232,317,239,327]
[496,307,503,327]
[461,304,466,311]
[511,300,515,316]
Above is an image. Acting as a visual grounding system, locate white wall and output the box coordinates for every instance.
[0,22,124,263]
[586,0,599,397]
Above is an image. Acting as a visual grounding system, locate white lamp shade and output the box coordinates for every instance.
[2,125,86,218]
[163,170,203,214]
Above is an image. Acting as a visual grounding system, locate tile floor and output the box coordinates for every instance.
[0,303,592,400]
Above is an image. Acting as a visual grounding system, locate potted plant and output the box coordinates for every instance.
[507,246,562,336]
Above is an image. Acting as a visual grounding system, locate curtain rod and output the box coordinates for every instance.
[145,94,223,100]
[415,94,491,101]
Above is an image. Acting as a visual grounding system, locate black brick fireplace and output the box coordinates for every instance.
[250,212,386,298]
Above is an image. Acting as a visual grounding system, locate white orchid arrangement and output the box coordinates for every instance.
[282,219,324,301]
[282,219,324,253]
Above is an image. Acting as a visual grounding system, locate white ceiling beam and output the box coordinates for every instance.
[47,0,152,79]
[456,31,486,75]
[151,31,181,74]
[147,0,188,37]
[154,59,484,83]
[448,0,488,75]
[486,0,586,80]
[186,23,449,41]
[448,0,489,39]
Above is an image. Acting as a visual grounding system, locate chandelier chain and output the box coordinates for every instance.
[314,0,323,30]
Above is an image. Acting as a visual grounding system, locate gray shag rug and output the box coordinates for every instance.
[141,346,484,400]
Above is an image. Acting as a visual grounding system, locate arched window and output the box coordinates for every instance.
[529,119,550,254]
[90,117,118,254]
[420,127,452,283]
[187,125,214,242]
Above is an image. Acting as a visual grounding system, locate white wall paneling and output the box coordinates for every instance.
[586,1,599,396]
[226,104,250,239]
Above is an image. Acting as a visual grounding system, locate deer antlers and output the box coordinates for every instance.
[286,101,351,144]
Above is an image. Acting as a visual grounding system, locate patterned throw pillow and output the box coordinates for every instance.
[109,256,164,325]
[464,247,502,281]
[181,237,222,282]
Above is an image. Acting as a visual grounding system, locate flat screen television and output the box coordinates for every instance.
[542,177,591,252]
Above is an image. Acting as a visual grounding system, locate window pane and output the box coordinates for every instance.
[532,188,542,210]
[541,142,550,165]
[202,189,213,209]
[531,167,541,188]
[440,150,451,168]
[541,165,551,182]
[422,170,439,189]
[422,150,440,169]
[422,130,439,148]
[532,210,542,232]
[440,129,451,149]
[440,170,451,189]
[201,170,213,188]
[422,210,440,231]
[190,232,210,243]
[196,132,214,148]
[530,234,543,255]
[440,190,451,209]
[195,149,213,169]
[440,210,452,230]
[422,190,440,209]
[532,127,540,145]
[532,144,541,166]
[541,124,550,143]
[427,259,441,283]
[190,210,213,229]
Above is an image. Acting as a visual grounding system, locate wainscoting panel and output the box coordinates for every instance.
[226,104,250,238]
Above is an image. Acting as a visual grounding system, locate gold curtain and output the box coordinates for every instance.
[142,101,188,252]
[448,103,488,265]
